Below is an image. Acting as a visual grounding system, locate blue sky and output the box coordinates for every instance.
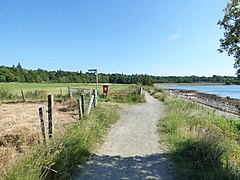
[0,0,236,76]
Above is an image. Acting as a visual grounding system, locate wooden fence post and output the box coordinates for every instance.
[95,89,98,107]
[77,99,83,120]
[21,90,26,102]
[93,89,97,108]
[87,95,94,115]
[140,87,143,96]
[39,107,46,145]
[48,95,54,138]
[81,94,85,115]
[68,86,73,98]
[60,88,63,96]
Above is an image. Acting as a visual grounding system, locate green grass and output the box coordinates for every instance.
[0,83,130,102]
[105,85,146,103]
[108,93,146,103]
[144,86,167,102]
[0,88,17,100]
[4,104,120,180]
[0,88,48,101]
[159,94,240,179]
[0,83,129,91]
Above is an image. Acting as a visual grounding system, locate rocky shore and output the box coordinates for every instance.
[167,89,240,118]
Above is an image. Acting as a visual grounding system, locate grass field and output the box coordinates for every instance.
[0,83,129,92]
[0,83,130,102]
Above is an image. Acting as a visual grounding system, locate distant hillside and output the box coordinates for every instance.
[0,64,239,85]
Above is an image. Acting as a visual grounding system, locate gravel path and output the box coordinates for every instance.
[75,93,174,180]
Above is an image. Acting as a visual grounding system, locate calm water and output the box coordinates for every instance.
[158,85,240,99]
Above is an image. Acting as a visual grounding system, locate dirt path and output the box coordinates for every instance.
[74,93,174,179]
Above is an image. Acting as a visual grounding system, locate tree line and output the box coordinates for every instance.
[0,64,239,85]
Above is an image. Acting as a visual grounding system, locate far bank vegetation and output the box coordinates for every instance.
[0,64,239,84]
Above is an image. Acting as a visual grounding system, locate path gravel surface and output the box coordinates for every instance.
[75,93,174,180]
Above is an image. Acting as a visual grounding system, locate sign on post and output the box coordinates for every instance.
[103,85,109,94]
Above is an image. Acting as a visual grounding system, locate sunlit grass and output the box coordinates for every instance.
[161,96,240,179]
[146,87,240,179]
[0,83,130,102]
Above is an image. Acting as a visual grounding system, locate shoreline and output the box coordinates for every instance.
[167,89,240,119]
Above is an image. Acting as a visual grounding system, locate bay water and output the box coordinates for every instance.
[157,84,240,99]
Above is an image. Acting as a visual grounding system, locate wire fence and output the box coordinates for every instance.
[38,87,97,145]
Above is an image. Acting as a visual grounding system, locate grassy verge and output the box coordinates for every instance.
[3,104,120,180]
[151,88,240,179]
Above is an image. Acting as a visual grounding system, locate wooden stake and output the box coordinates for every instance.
[77,99,83,120]
[87,95,94,115]
[140,87,143,96]
[93,89,97,108]
[81,94,85,115]
[48,95,54,138]
[39,107,46,145]
[68,86,73,98]
[21,90,26,102]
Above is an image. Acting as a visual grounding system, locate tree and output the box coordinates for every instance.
[16,62,22,69]
[140,75,154,86]
[218,0,240,75]
[0,75,6,82]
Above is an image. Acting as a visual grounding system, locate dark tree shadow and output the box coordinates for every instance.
[74,153,174,180]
